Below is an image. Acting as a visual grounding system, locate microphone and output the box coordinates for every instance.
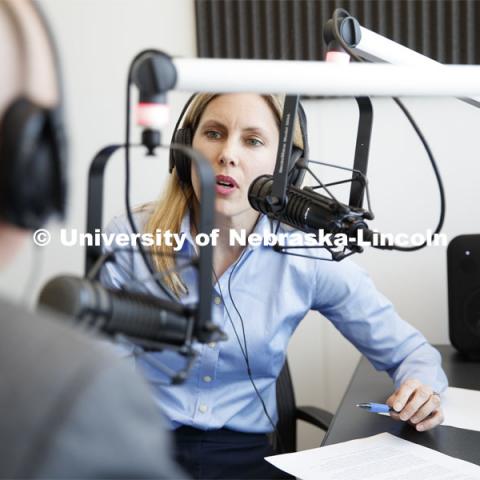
[248,174,374,249]
[131,50,176,154]
[38,275,192,349]
[132,51,175,130]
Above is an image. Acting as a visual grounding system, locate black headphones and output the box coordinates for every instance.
[0,1,66,230]
[169,94,309,188]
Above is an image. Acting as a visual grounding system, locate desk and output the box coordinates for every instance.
[322,345,480,466]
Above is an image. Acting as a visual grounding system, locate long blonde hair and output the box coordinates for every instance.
[145,93,305,297]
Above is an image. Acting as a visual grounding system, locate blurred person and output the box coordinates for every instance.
[0,1,186,478]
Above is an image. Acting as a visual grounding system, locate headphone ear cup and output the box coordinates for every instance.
[288,147,307,188]
[170,127,193,186]
[0,97,63,230]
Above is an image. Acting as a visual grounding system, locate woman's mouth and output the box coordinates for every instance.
[215,175,238,196]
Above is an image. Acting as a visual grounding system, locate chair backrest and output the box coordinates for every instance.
[275,359,297,453]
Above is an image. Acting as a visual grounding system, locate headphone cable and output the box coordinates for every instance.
[124,53,177,303]
[212,245,286,454]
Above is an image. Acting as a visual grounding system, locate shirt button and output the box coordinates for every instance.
[203,375,212,383]
[208,342,216,349]
[214,296,222,305]
[198,404,208,413]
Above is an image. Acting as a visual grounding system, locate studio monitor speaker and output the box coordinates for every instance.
[447,234,480,359]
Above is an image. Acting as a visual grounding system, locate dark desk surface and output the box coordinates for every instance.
[322,345,480,466]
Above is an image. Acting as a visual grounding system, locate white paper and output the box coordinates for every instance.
[442,387,480,432]
[265,432,480,480]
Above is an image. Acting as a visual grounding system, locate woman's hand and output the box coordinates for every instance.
[386,378,444,431]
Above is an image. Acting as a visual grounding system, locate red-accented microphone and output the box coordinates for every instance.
[131,51,177,153]
[136,102,170,130]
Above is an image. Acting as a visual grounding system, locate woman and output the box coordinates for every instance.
[101,93,447,479]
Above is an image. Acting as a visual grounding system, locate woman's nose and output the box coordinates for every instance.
[218,143,239,167]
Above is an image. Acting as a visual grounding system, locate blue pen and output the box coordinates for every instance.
[356,402,393,414]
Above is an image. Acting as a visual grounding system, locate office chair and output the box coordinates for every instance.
[275,360,334,453]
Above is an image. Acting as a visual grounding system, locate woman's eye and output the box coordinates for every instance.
[205,130,221,139]
[246,137,264,146]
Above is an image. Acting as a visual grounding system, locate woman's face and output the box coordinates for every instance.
[191,94,279,224]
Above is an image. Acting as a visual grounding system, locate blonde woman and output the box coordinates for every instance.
[101,93,447,479]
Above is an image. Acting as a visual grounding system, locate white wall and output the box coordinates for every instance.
[1,0,479,451]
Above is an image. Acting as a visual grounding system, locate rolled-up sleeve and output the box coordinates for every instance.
[312,259,448,394]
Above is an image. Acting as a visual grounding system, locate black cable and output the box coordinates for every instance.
[124,51,177,302]
[188,204,280,440]
[381,98,446,251]
[329,8,446,252]
[212,250,286,454]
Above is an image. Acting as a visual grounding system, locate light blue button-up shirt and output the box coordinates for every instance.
[100,210,448,433]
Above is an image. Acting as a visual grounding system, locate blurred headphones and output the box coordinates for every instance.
[169,93,309,188]
[0,0,66,230]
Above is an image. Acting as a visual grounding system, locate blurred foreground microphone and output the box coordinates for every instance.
[248,175,374,249]
[38,275,192,348]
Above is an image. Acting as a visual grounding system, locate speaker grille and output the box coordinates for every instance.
[195,0,480,64]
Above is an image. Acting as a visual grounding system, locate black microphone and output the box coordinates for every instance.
[38,275,192,348]
[248,174,374,247]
